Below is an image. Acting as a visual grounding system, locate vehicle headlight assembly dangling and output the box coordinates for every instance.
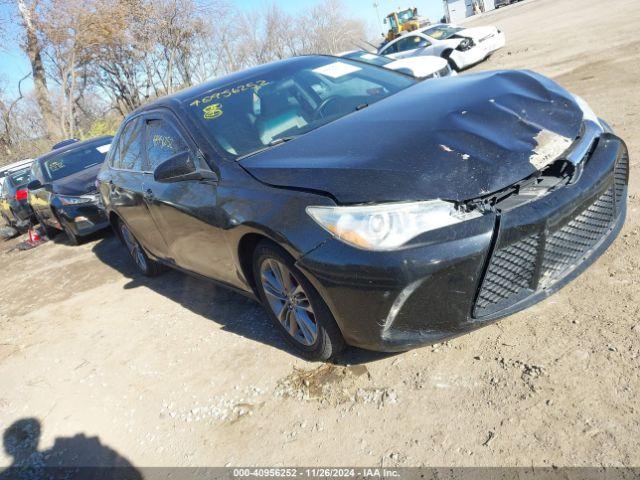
[57,193,99,206]
[457,38,474,51]
[571,94,602,127]
[306,200,482,251]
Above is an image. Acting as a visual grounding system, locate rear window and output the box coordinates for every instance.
[343,52,392,67]
[8,168,31,187]
[423,25,463,40]
[43,142,111,181]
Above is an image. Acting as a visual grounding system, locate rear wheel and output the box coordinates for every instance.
[118,219,163,276]
[1,213,12,228]
[253,241,345,361]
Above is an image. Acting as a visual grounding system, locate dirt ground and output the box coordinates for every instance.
[1,0,639,470]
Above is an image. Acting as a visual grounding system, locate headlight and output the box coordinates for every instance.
[57,193,99,205]
[571,94,599,125]
[457,38,473,51]
[306,200,482,251]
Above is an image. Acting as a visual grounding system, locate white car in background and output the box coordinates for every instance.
[338,50,455,80]
[377,23,505,71]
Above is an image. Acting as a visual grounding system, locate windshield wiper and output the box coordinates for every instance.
[355,103,369,111]
[236,136,299,161]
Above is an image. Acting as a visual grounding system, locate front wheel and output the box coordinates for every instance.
[446,56,460,72]
[118,219,164,276]
[253,241,345,361]
[35,212,59,239]
[60,219,80,245]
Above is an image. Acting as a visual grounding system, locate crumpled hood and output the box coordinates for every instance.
[52,164,101,195]
[241,70,584,204]
[456,26,499,42]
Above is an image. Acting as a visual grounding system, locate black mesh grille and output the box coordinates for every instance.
[475,185,618,317]
[614,152,629,204]
[541,188,615,282]
[475,234,539,313]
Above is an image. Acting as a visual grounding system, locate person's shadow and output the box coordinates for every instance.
[1,418,141,480]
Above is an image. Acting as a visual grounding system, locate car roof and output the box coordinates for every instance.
[34,135,113,166]
[131,55,337,115]
[0,158,33,174]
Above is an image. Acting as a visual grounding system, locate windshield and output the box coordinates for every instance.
[186,57,414,159]
[342,51,393,67]
[43,142,110,182]
[423,25,463,40]
[8,167,31,188]
[397,9,415,23]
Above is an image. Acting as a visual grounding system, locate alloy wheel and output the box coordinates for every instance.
[120,223,147,272]
[259,258,318,346]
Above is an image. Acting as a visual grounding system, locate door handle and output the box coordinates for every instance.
[143,189,155,201]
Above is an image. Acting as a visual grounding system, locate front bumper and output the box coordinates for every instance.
[450,31,506,69]
[297,135,628,352]
[56,202,109,237]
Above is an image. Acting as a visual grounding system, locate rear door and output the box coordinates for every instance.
[140,112,236,284]
[28,161,56,225]
[107,118,168,258]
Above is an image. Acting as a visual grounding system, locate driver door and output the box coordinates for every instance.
[140,112,237,285]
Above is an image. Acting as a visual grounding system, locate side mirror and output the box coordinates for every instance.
[153,151,218,183]
[27,179,42,190]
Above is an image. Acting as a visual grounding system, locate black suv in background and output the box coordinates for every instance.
[28,136,112,244]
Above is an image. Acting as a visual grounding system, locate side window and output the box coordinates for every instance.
[381,42,398,55]
[116,119,145,171]
[145,119,190,171]
[396,35,429,52]
[107,141,121,169]
[31,162,45,184]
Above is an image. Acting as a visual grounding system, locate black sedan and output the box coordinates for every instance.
[28,136,112,244]
[98,56,628,360]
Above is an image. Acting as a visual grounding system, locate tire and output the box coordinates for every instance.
[61,219,80,245]
[35,212,59,239]
[2,213,12,228]
[253,240,345,361]
[117,218,164,276]
[442,50,460,72]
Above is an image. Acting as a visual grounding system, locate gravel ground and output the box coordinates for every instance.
[1,0,639,469]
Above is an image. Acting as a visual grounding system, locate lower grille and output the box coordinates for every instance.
[614,151,629,204]
[541,188,615,283]
[475,234,539,312]
[475,184,618,317]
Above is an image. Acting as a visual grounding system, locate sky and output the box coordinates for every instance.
[0,0,445,100]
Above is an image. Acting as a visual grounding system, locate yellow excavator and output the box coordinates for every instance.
[383,7,430,44]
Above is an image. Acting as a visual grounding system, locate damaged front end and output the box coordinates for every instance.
[297,120,629,352]
[467,124,628,319]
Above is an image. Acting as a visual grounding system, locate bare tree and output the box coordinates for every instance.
[14,0,60,139]
[2,0,369,159]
